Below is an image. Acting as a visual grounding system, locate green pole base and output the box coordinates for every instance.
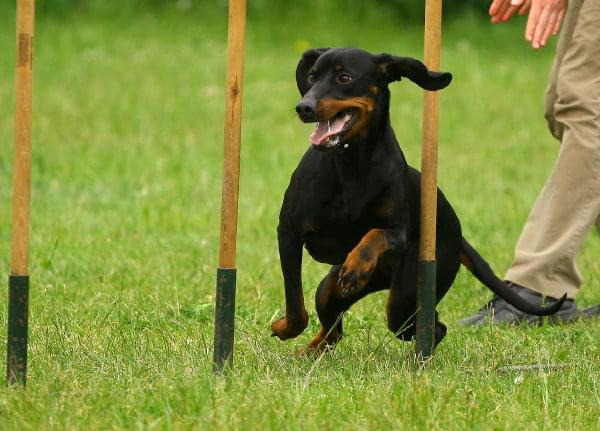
[416,260,436,362]
[213,268,236,373]
[7,275,29,387]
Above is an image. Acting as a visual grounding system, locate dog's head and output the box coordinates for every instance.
[295,48,452,151]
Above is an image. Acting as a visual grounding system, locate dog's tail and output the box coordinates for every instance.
[459,238,565,316]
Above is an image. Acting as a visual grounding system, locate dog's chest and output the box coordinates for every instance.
[284,152,404,264]
[297,188,380,264]
[298,178,370,227]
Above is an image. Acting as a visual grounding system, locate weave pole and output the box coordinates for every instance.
[416,0,443,361]
[7,0,35,387]
[213,0,247,373]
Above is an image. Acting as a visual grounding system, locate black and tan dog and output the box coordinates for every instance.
[271,48,563,353]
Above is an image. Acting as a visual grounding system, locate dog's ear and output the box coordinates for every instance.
[374,54,452,90]
[296,48,329,96]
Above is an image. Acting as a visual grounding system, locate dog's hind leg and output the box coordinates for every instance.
[301,265,390,355]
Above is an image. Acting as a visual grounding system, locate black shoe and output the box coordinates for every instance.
[458,282,600,326]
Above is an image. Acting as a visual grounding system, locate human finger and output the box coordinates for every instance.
[525,1,542,44]
[492,0,513,22]
[501,3,522,21]
[519,0,532,15]
[539,10,559,47]
[531,6,551,49]
[552,8,565,34]
[490,0,511,16]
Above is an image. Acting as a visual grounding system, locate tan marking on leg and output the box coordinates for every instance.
[338,229,388,295]
[297,325,342,356]
[271,308,309,340]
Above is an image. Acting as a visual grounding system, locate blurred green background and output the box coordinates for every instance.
[11,0,491,19]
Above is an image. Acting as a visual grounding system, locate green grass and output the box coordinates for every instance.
[1,3,599,430]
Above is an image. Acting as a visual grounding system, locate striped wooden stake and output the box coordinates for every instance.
[7,0,35,387]
[416,0,443,362]
[213,0,247,373]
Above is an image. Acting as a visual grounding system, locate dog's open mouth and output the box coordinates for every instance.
[310,110,355,148]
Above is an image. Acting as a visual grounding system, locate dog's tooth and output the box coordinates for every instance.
[344,114,351,122]
[327,121,331,133]
[343,143,348,148]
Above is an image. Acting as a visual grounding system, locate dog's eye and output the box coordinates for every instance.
[307,71,316,85]
[337,73,353,84]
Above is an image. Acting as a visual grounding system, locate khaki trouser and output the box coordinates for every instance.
[505,0,600,299]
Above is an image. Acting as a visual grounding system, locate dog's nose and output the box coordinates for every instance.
[296,99,317,117]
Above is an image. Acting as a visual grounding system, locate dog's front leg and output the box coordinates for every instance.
[338,227,407,297]
[271,226,309,340]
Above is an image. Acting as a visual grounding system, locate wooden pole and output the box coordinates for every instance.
[416,0,442,361]
[213,0,246,373]
[7,0,35,387]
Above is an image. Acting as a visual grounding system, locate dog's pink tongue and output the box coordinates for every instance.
[310,116,346,145]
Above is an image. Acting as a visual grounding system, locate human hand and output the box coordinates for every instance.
[489,0,567,49]
[523,0,567,49]
[489,0,531,23]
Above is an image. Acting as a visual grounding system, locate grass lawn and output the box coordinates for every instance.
[1,2,599,429]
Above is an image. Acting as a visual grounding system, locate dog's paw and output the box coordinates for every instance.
[270,311,309,340]
[337,249,377,297]
[295,342,335,358]
[296,327,341,356]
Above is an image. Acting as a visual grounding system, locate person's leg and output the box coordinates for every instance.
[505,0,600,300]
[460,0,600,326]
[543,0,583,141]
